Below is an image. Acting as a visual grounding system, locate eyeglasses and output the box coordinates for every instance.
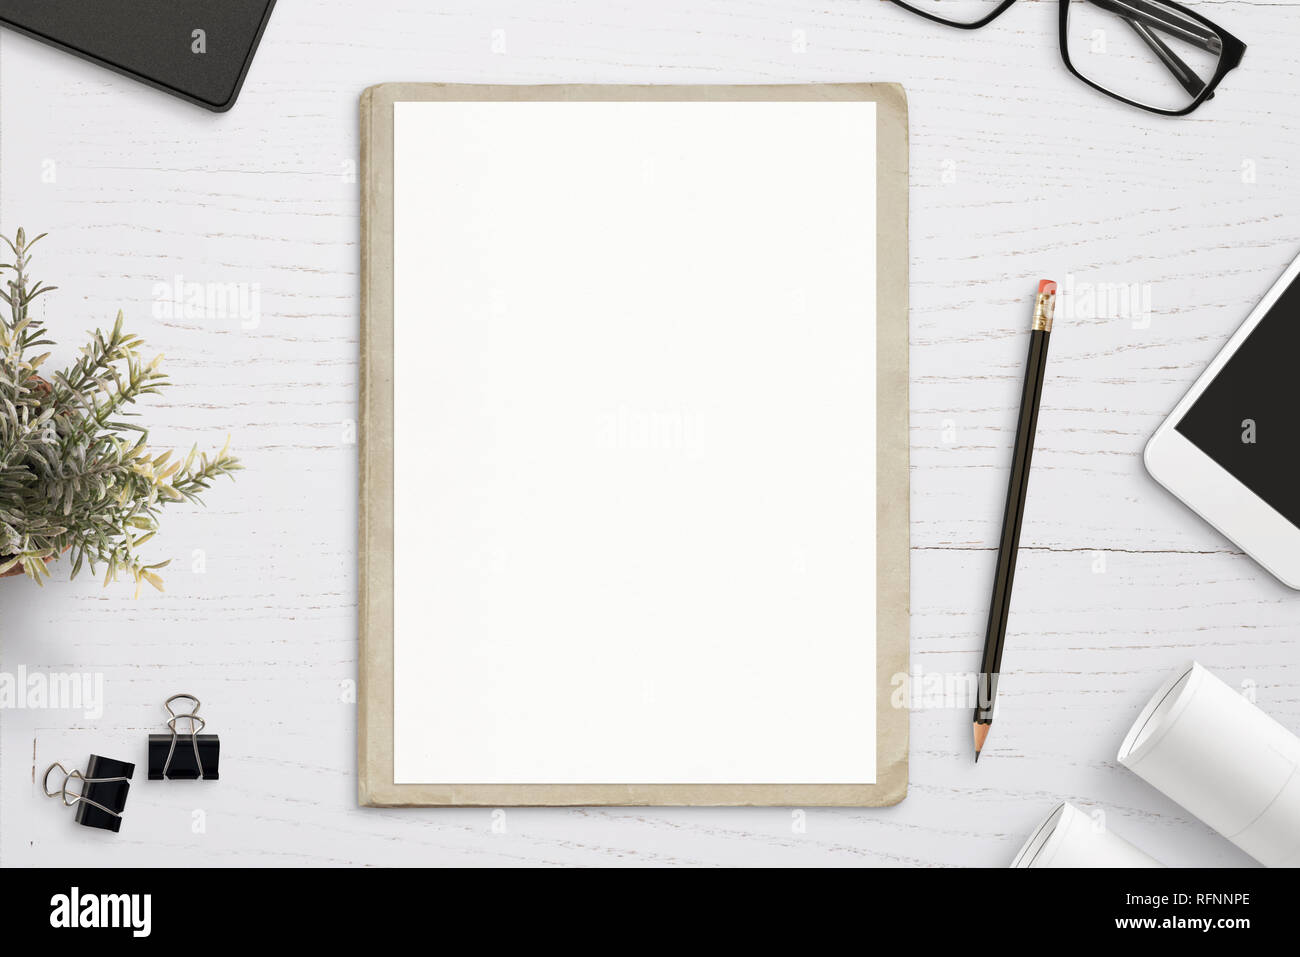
[889,0,1246,116]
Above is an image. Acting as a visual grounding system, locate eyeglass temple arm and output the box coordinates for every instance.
[1121,17,1212,98]
[1087,0,1222,54]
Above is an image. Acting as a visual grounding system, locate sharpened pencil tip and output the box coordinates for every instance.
[972,722,990,762]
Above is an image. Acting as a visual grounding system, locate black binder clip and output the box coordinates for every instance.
[43,756,134,833]
[149,693,220,780]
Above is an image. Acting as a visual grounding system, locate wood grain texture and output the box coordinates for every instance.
[1,0,1296,867]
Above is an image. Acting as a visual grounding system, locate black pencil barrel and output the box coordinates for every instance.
[975,325,1051,725]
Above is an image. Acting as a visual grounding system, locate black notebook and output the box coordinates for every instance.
[0,0,275,111]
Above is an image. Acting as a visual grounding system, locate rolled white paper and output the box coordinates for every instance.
[1118,661,1300,868]
[1010,802,1164,868]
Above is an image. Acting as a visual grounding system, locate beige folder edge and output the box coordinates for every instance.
[358,82,909,807]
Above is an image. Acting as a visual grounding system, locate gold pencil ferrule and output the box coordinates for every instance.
[1032,289,1056,332]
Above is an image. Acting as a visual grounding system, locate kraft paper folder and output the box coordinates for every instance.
[359,83,909,806]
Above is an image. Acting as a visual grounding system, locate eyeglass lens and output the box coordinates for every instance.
[1066,0,1224,112]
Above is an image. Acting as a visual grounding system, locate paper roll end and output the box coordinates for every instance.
[1117,662,1202,767]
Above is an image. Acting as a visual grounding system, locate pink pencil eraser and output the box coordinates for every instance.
[1038,279,1057,296]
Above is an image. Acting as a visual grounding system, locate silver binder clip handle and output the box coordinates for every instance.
[163,693,205,779]
[42,761,128,818]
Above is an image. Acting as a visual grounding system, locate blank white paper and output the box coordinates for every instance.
[392,100,877,784]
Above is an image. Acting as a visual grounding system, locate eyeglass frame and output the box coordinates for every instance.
[889,0,1247,117]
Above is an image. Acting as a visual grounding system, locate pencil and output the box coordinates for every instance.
[973,280,1057,762]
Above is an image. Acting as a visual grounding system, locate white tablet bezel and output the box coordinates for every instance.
[1145,252,1300,590]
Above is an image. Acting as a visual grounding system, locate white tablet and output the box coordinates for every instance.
[1145,251,1300,588]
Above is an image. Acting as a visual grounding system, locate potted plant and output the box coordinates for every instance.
[0,228,240,594]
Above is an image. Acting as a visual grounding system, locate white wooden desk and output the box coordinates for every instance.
[1,0,1296,867]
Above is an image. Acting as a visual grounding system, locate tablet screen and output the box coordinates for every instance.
[1176,273,1300,529]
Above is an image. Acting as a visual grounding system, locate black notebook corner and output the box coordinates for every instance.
[0,0,276,112]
